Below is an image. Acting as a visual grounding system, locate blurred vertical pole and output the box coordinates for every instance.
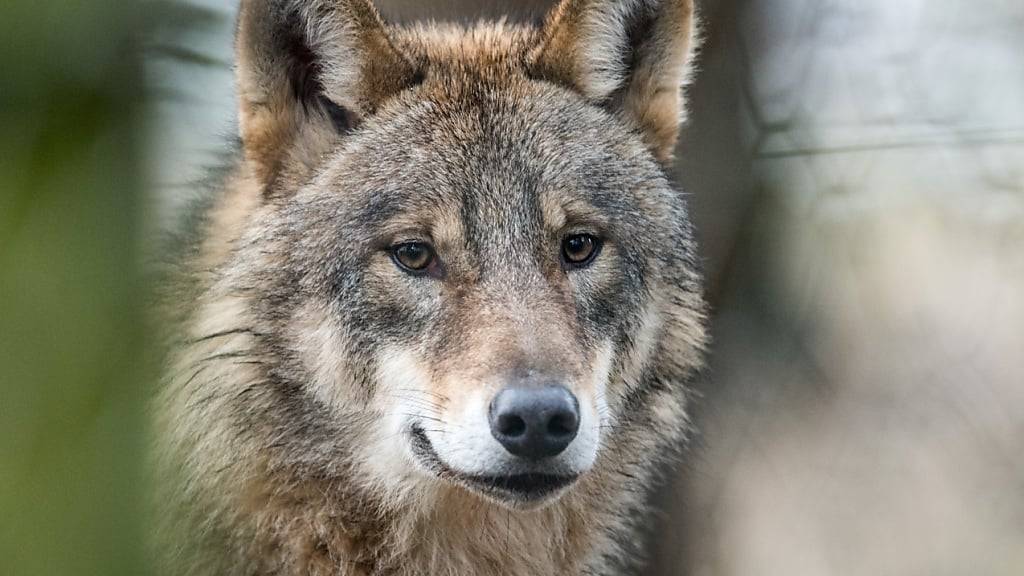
[0,2,154,575]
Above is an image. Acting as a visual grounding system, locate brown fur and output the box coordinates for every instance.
[156,1,704,574]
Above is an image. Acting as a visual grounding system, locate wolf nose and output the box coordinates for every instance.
[489,385,580,460]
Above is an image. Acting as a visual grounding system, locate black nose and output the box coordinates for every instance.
[489,385,580,460]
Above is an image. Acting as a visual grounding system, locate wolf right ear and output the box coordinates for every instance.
[530,0,698,164]
[236,0,420,195]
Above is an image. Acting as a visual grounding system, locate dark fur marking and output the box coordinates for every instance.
[318,96,359,134]
[277,6,362,136]
[279,7,321,110]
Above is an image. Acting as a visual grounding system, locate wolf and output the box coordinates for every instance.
[155,0,706,574]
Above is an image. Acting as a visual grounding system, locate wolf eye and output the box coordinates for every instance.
[561,234,602,268]
[391,242,436,274]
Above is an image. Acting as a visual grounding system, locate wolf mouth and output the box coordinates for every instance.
[409,425,578,504]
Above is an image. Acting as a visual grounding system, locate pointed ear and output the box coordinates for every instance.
[529,0,698,163]
[235,0,420,194]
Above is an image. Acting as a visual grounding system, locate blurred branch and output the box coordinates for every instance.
[146,44,230,69]
[757,126,1024,159]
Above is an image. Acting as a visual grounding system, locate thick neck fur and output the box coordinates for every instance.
[223,467,611,576]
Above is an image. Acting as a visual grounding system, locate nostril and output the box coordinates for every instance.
[497,413,527,437]
[547,411,578,438]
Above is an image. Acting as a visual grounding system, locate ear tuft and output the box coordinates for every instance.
[530,0,699,163]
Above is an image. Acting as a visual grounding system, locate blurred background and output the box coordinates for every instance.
[3,0,1022,574]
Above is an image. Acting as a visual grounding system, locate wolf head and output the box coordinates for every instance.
[185,0,704,513]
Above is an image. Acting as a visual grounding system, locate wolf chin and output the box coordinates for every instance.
[155,0,706,574]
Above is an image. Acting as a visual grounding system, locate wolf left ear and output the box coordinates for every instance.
[236,0,420,195]
[530,0,698,163]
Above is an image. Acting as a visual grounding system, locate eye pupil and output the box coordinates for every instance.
[561,234,600,267]
[393,243,434,272]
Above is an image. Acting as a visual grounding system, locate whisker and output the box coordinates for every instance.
[170,350,263,381]
[188,328,264,345]
[198,350,261,362]
[395,388,449,402]
[399,414,463,431]
[391,398,448,411]
[388,394,447,411]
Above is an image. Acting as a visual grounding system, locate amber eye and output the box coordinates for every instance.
[391,242,436,274]
[561,234,602,268]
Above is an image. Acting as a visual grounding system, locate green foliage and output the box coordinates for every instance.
[0,1,213,574]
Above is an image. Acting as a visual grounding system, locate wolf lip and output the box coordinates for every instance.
[409,425,579,502]
[462,472,577,498]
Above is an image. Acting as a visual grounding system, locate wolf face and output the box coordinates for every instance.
[267,84,686,508]
[161,0,705,572]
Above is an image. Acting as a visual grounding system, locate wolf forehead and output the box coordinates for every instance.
[303,94,667,238]
[302,22,667,186]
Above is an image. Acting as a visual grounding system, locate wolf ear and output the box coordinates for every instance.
[530,0,698,163]
[236,0,419,194]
